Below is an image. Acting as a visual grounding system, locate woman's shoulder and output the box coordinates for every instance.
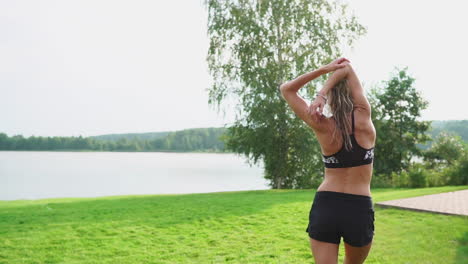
[353,107,376,145]
[353,106,372,130]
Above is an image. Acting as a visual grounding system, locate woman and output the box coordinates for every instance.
[279,57,376,264]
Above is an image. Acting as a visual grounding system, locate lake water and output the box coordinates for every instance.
[0,151,270,201]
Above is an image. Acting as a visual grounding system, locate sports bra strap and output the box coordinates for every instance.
[351,108,355,133]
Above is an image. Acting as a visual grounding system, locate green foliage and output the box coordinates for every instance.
[204,0,366,188]
[390,170,407,188]
[370,173,393,188]
[418,120,468,150]
[390,163,451,188]
[370,68,430,176]
[91,131,171,142]
[384,139,467,187]
[423,132,465,168]
[407,163,428,188]
[429,120,468,142]
[445,152,468,185]
[0,128,227,152]
[425,168,448,187]
[420,133,468,186]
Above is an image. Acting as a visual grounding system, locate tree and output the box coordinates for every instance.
[423,132,465,168]
[0,133,8,149]
[428,120,468,143]
[204,0,366,188]
[370,68,430,176]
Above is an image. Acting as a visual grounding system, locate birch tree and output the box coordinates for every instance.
[204,0,365,188]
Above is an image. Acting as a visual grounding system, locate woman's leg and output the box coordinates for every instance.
[343,240,372,264]
[306,191,343,263]
[310,237,339,264]
[340,195,374,264]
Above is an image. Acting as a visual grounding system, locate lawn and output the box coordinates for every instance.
[0,186,467,264]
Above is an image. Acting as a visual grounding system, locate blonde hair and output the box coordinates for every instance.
[327,78,354,151]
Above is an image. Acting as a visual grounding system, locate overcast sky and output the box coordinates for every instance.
[1,0,467,137]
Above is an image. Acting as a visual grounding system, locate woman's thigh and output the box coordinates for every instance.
[309,237,339,264]
[344,240,373,264]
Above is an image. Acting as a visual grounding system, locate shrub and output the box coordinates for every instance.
[371,173,393,188]
[425,168,448,187]
[408,163,428,187]
[391,170,410,187]
[423,132,465,168]
[445,155,468,185]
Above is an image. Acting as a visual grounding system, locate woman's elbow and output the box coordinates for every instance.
[279,82,290,94]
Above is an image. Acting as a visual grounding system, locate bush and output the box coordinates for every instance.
[445,155,468,185]
[371,173,393,188]
[423,132,465,168]
[425,168,448,187]
[391,170,409,187]
[388,163,435,188]
[407,163,428,187]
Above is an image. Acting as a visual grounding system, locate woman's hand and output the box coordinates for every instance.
[307,94,327,122]
[321,57,350,73]
[306,57,350,121]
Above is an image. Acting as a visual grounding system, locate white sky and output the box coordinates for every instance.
[1,0,467,137]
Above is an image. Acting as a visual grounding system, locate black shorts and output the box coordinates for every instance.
[305,190,375,247]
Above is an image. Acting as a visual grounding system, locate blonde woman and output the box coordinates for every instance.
[279,58,376,264]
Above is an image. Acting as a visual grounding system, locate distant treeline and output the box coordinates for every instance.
[0,127,228,152]
[429,120,468,141]
[0,120,466,152]
[418,120,468,150]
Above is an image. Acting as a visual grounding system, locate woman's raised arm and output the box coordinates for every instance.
[345,64,372,114]
[280,57,350,94]
[311,63,371,117]
[279,58,350,127]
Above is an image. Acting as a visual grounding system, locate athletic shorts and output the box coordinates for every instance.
[305,190,375,247]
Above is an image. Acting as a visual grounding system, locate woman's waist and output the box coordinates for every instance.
[312,190,374,210]
[324,166,372,180]
[318,175,372,197]
[314,190,373,203]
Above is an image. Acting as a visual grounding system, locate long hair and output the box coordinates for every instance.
[327,78,354,151]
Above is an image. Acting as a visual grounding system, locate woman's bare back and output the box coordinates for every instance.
[280,61,376,196]
[312,106,376,196]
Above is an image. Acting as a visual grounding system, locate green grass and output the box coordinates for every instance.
[0,186,467,264]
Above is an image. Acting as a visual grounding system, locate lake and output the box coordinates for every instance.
[0,151,270,201]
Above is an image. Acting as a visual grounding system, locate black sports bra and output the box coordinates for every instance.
[322,109,375,168]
